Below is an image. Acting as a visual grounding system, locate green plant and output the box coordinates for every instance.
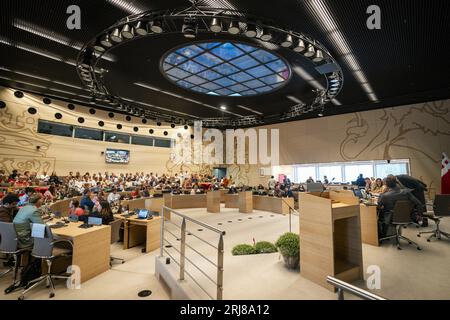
[255,241,277,254]
[231,244,257,255]
[275,232,300,257]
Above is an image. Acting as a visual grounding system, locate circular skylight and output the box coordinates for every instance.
[161,41,291,97]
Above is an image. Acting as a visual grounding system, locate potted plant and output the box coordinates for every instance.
[275,232,300,269]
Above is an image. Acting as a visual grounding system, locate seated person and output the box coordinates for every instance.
[283,187,293,198]
[257,184,265,190]
[69,199,85,217]
[89,200,114,225]
[13,193,45,248]
[80,189,95,213]
[0,193,20,222]
[107,188,121,204]
[306,176,315,184]
[274,185,284,198]
[18,187,35,206]
[371,178,385,194]
[227,184,238,194]
[131,187,141,198]
[377,175,424,239]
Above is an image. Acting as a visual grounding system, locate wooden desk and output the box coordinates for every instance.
[299,190,363,291]
[239,191,253,213]
[360,203,379,246]
[121,197,148,211]
[224,194,239,208]
[164,194,207,209]
[207,191,221,213]
[115,215,161,253]
[50,221,111,283]
[253,196,294,215]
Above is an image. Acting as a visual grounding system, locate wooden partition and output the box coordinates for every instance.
[207,191,221,213]
[299,190,363,291]
[239,191,253,213]
[253,196,294,215]
[360,203,379,246]
[163,194,207,209]
[224,194,239,208]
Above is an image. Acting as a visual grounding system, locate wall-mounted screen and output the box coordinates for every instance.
[105,149,130,164]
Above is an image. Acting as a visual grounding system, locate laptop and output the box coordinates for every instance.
[88,216,103,226]
[137,209,150,219]
[69,214,79,222]
[306,183,324,192]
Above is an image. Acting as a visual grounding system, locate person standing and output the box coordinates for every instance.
[268,176,277,190]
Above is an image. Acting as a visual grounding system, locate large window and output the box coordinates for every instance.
[36,119,173,149]
[105,132,130,144]
[131,135,154,146]
[292,159,410,183]
[74,127,103,141]
[37,120,73,137]
[162,41,290,97]
[154,138,172,148]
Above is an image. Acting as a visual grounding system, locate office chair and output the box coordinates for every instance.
[109,219,125,266]
[18,224,73,300]
[379,200,421,250]
[418,194,450,242]
[0,222,32,291]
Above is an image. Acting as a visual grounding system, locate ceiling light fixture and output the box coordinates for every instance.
[150,20,163,33]
[260,27,272,41]
[304,44,315,57]
[134,21,147,36]
[110,28,123,43]
[182,17,197,39]
[121,24,135,39]
[281,34,293,47]
[312,49,324,62]
[293,39,306,52]
[210,17,222,33]
[244,23,257,37]
[228,20,240,34]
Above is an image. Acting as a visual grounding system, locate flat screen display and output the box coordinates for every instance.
[105,149,130,164]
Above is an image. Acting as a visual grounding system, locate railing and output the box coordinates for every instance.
[160,206,226,300]
[281,197,299,233]
[326,276,387,300]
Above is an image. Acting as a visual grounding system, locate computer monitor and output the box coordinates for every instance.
[306,183,324,192]
[138,209,149,219]
[88,217,102,226]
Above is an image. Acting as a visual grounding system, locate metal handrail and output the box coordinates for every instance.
[160,205,225,300]
[326,276,387,300]
[280,197,299,233]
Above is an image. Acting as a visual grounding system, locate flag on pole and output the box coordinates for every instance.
[442,152,450,194]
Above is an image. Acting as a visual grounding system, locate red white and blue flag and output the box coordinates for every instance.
[442,153,450,194]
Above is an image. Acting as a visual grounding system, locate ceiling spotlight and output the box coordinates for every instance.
[304,44,315,57]
[100,34,113,48]
[93,42,105,52]
[150,20,163,33]
[135,21,147,36]
[293,39,306,52]
[281,34,293,47]
[312,49,324,62]
[182,17,197,39]
[228,20,240,34]
[260,28,272,41]
[244,24,257,38]
[110,28,123,43]
[210,17,222,33]
[318,112,324,117]
[121,24,135,39]
[220,105,227,110]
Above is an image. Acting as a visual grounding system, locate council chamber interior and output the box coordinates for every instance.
[0,0,449,301]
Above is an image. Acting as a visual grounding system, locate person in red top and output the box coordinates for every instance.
[131,187,140,198]
[69,199,85,217]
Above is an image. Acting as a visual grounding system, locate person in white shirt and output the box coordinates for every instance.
[268,176,277,190]
[39,172,49,182]
[107,189,121,204]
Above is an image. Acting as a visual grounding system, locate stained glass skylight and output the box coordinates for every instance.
[162,41,290,97]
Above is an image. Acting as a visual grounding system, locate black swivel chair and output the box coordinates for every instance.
[379,200,422,250]
[18,224,73,300]
[418,194,450,242]
[0,222,32,292]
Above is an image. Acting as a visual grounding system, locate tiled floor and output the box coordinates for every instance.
[1,206,449,300]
